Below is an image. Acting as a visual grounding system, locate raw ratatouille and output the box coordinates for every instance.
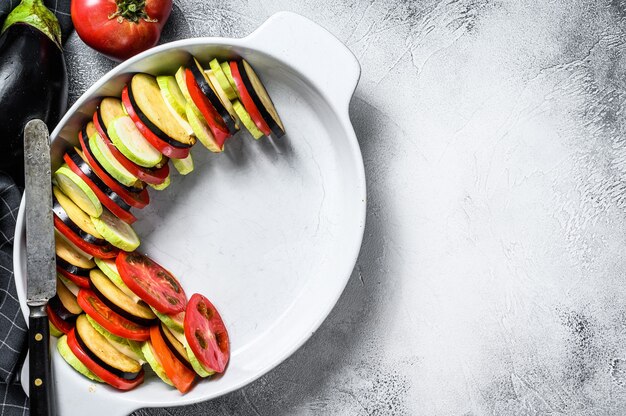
[49,56,284,393]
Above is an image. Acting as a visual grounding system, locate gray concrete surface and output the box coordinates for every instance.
[64,0,626,414]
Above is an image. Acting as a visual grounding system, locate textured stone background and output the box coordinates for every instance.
[64,0,626,414]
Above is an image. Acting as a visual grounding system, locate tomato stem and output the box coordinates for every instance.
[110,0,158,23]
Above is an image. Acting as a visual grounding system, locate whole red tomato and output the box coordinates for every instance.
[71,0,172,61]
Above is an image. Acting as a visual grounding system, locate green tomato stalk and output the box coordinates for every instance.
[109,0,157,23]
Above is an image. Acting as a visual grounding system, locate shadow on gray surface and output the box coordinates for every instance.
[133,95,401,415]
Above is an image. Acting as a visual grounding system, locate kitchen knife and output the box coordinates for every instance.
[24,119,56,416]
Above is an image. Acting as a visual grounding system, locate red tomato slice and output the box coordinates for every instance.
[184,68,231,148]
[121,86,190,159]
[184,294,229,373]
[63,152,136,224]
[230,61,271,136]
[77,128,150,209]
[47,304,74,334]
[149,326,196,393]
[77,289,150,341]
[93,112,170,185]
[66,329,145,390]
[54,216,118,259]
[57,265,90,289]
[116,252,187,314]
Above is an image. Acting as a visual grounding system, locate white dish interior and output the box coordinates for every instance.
[13,12,365,415]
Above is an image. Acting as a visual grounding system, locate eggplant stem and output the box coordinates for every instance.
[110,0,159,24]
[1,0,62,49]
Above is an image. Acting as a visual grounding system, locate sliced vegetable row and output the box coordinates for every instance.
[53,251,229,393]
[51,56,284,269]
[48,55,282,393]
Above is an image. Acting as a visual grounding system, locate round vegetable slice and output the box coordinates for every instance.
[221,61,238,94]
[75,314,142,377]
[56,276,82,315]
[205,69,240,127]
[148,174,170,191]
[48,295,78,324]
[77,289,150,341]
[86,315,146,364]
[185,102,222,152]
[93,112,170,185]
[89,131,139,187]
[55,216,119,259]
[89,269,156,326]
[54,165,102,217]
[66,328,145,391]
[189,58,236,134]
[91,208,140,252]
[184,293,229,373]
[78,125,150,209]
[55,231,95,268]
[57,265,90,289]
[150,325,196,393]
[121,86,190,159]
[152,307,184,333]
[171,154,194,175]
[57,334,103,382]
[116,251,187,314]
[46,303,74,334]
[64,151,136,224]
[108,115,162,168]
[53,201,106,248]
[53,185,104,244]
[156,75,194,135]
[129,74,195,146]
[57,272,80,297]
[230,60,271,136]
[159,323,191,368]
[98,97,126,128]
[210,59,237,100]
[94,257,139,301]
[141,341,173,386]
[236,59,285,138]
[49,321,64,338]
[233,100,263,139]
[185,68,231,148]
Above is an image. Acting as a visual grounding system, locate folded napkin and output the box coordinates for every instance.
[0,174,28,415]
[0,3,73,414]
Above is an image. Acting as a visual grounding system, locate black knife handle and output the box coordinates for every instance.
[29,304,56,416]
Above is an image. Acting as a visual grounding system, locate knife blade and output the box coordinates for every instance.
[24,119,56,416]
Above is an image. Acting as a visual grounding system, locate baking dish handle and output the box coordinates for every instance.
[244,11,361,111]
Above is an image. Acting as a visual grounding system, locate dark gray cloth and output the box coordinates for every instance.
[0,174,28,415]
[0,2,70,414]
[0,0,73,43]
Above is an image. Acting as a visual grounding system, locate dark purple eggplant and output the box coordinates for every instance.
[0,0,67,186]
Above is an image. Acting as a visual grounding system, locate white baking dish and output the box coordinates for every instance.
[13,11,364,415]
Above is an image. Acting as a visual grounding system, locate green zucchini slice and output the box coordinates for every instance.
[91,208,140,251]
[89,132,139,187]
[130,73,195,146]
[210,59,237,100]
[141,341,173,386]
[54,166,102,218]
[108,115,163,168]
[57,334,103,382]
[172,153,194,175]
[233,100,264,139]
